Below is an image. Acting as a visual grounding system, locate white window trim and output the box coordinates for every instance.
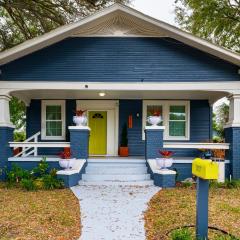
[142,100,190,141]
[41,100,66,140]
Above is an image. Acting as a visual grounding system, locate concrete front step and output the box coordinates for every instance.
[86,167,148,174]
[87,158,146,164]
[78,180,154,186]
[82,174,151,181]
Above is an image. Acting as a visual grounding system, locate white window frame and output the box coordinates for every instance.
[142,100,190,141]
[41,100,66,140]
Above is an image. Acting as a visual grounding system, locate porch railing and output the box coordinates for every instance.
[9,132,70,157]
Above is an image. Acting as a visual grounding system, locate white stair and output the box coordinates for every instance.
[79,158,153,186]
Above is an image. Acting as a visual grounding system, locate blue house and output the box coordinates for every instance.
[0,4,239,186]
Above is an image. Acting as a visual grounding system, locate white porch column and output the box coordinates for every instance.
[0,95,14,128]
[225,94,240,127]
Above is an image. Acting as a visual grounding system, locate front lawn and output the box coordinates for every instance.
[144,187,240,240]
[0,183,80,240]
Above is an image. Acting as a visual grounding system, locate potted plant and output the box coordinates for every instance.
[147,110,162,126]
[119,123,129,157]
[73,110,87,126]
[58,149,75,170]
[156,150,174,170]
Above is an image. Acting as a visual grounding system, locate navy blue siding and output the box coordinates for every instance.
[224,127,240,179]
[1,37,239,82]
[119,100,144,156]
[0,127,14,179]
[119,100,211,157]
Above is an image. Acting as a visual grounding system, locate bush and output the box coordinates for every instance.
[5,158,64,191]
[171,228,193,240]
[20,178,37,191]
[6,165,32,185]
[42,174,64,190]
[32,157,49,177]
[14,131,26,142]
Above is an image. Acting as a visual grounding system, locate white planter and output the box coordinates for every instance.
[73,115,87,126]
[59,158,76,170]
[147,116,162,126]
[156,158,173,170]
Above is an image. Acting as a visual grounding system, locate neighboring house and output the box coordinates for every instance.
[0,4,239,184]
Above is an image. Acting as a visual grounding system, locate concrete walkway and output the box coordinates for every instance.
[71,185,160,240]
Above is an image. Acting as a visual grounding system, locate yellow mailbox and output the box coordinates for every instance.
[192,158,218,180]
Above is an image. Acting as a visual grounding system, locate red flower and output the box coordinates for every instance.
[74,110,86,116]
[159,150,174,158]
[151,110,161,117]
[59,151,71,159]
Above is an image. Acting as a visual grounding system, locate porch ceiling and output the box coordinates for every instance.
[11,89,227,105]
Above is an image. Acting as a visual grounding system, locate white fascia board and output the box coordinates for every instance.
[0,4,239,66]
[0,81,239,92]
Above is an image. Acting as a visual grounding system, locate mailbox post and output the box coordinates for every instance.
[192,158,218,240]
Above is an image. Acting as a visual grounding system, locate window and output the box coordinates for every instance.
[41,100,66,140]
[169,105,186,138]
[142,101,189,140]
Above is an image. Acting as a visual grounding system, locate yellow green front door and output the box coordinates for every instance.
[89,111,107,155]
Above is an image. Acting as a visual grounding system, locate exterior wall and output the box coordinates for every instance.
[27,99,210,157]
[1,37,239,82]
[119,99,211,157]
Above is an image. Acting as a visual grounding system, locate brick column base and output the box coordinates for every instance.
[224,127,240,179]
[68,126,90,159]
[0,127,14,180]
[145,126,165,159]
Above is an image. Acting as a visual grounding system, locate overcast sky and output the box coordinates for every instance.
[132,0,176,25]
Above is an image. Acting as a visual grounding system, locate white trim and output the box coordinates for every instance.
[76,100,119,156]
[57,159,86,175]
[0,4,239,66]
[8,157,61,162]
[41,100,66,140]
[163,142,230,150]
[1,80,238,92]
[142,100,190,141]
[0,95,15,128]
[68,126,91,130]
[9,142,70,148]
[145,126,165,130]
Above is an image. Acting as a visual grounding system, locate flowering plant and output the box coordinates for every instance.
[74,110,86,116]
[151,110,161,117]
[159,150,174,158]
[59,151,71,159]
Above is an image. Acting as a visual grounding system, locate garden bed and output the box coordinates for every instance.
[144,187,240,240]
[0,182,81,240]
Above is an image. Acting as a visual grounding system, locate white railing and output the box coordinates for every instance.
[9,132,70,157]
[163,142,229,150]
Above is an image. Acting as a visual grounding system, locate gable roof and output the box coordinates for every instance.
[0,3,239,66]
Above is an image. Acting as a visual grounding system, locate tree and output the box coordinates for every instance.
[213,102,229,138]
[0,0,130,51]
[9,97,26,131]
[175,0,240,52]
[0,0,130,133]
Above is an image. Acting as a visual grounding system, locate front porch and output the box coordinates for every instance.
[0,83,239,184]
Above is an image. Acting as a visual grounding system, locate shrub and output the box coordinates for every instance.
[20,178,37,191]
[6,158,64,190]
[6,165,32,185]
[171,228,193,240]
[32,157,49,177]
[42,174,64,190]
